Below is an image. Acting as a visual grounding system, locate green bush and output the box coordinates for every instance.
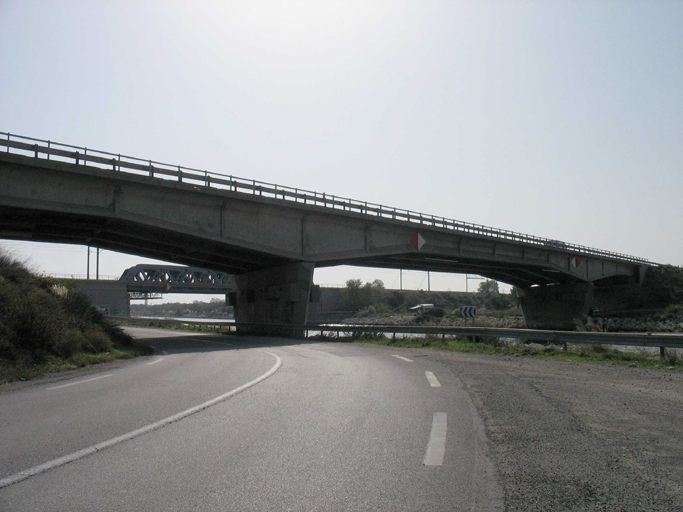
[0,249,132,364]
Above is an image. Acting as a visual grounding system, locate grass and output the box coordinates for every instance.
[0,344,153,385]
[334,333,683,370]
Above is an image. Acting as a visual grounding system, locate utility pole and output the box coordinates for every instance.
[96,247,101,280]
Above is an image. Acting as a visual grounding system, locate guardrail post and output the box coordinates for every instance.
[75,152,80,165]
[34,144,38,158]
[47,140,50,160]
[660,346,666,359]
[118,154,121,171]
[178,165,182,182]
[111,158,116,170]
[84,148,87,166]
[5,132,8,152]
[205,171,210,187]
[149,160,153,177]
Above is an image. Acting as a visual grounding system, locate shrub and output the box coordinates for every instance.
[0,249,132,363]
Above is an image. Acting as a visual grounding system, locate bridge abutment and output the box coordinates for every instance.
[518,282,594,330]
[234,262,314,338]
[73,281,131,317]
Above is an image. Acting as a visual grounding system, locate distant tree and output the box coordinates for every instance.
[345,279,364,312]
[477,279,512,310]
[477,280,499,298]
[641,265,683,308]
[344,278,387,314]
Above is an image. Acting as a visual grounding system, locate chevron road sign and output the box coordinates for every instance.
[460,306,477,318]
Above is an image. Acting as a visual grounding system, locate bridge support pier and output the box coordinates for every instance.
[234,262,314,338]
[518,282,594,330]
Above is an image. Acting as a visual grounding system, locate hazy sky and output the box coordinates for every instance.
[1,1,682,301]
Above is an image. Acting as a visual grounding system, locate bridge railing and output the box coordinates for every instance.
[1,131,652,265]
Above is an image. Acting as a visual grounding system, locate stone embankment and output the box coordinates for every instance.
[342,314,683,333]
[589,316,683,333]
[341,314,526,328]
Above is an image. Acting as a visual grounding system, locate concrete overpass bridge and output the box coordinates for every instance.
[0,132,653,334]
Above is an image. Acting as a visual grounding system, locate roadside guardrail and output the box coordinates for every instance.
[117,317,683,355]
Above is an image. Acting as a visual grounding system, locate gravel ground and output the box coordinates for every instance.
[425,352,683,511]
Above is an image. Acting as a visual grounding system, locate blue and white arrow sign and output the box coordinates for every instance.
[460,306,477,318]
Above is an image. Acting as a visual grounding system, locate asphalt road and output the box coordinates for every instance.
[2,329,682,511]
[0,329,501,511]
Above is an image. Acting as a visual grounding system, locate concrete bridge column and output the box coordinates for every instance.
[234,262,314,338]
[518,282,594,330]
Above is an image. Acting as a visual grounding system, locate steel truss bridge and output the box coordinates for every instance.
[119,265,233,295]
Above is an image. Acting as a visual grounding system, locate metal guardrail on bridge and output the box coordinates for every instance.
[1,131,652,265]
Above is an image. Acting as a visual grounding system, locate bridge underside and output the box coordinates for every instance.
[0,205,291,274]
[0,153,648,333]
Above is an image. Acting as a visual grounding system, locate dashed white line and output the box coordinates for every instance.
[423,412,448,466]
[147,358,164,366]
[392,355,413,362]
[47,374,112,390]
[425,371,441,388]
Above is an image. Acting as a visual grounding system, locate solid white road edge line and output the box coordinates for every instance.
[0,349,282,490]
[392,355,414,362]
[425,371,441,388]
[423,412,448,466]
[47,374,113,390]
[147,358,164,366]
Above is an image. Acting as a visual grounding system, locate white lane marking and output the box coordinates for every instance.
[161,350,169,355]
[425,371,441,388]
[423,412,448,466]
[47,374,112,390]
[0,350,282,489]
[392,355,413,362]
[147,358,164,366]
